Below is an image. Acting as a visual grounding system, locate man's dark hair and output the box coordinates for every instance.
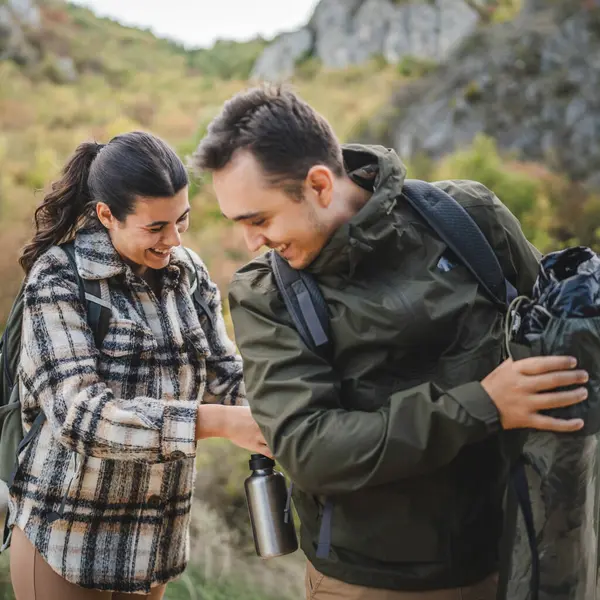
[193,85,345,199]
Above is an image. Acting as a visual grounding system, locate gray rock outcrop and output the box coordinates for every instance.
[361,2,600,187]
[252,0,478,81]
[0,0,41,64]
[251,28,313,82]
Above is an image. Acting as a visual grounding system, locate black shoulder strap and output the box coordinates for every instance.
[402,179,517,307]
[183,248,216,331]
[61,242,111,347]
[5,243,112,493]
[402,181,538,598]
[269,251,331,359]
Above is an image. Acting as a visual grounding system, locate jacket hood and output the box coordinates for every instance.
[307,143,407,277]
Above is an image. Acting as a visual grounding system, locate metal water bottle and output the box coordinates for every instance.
[244,453,298,558]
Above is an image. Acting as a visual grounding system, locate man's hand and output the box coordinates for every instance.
[481,356,588,432]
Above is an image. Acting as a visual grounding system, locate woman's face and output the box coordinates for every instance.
[96,186,191,276]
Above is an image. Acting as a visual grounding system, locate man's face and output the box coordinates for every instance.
[214,151,333,269]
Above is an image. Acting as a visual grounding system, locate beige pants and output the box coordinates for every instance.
[10,527,167,600]
[305,561,498,600]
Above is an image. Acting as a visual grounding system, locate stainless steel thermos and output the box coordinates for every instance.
[244,453,298,558]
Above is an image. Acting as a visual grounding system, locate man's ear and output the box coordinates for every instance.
[306,165,334,208]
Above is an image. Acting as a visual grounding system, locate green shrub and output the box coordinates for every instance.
[438,135,541,237]
[295,56,322,80]
[0,550,14,600]
[186,39,267,80]
[396,55,437,78]
[165,569,281,600]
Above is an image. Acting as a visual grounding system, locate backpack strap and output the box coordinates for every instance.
[510,459,539,600]
[61,242,112,347]
[4,243,114,533]
[183,248,216,331]
[401,182,537,598]
[269,251,330,359]
[402,180,517,307]
[269,250,333,558]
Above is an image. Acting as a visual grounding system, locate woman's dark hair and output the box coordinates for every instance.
[20,131,188,273]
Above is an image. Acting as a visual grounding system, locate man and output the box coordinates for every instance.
[193,86,588,600]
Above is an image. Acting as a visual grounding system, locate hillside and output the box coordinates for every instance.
[0,1,400,327]
[355,0,600,253]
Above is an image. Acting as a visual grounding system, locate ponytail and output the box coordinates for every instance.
[19,141,103,274]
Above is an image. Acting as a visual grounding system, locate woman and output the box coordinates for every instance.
[8,131,270,599]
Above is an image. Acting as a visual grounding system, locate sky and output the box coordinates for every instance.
[71,0,321,49]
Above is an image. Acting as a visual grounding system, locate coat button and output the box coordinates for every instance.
[147,495,161,508]
[170,450,186,461]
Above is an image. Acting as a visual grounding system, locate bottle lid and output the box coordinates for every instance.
[249,453,275,470]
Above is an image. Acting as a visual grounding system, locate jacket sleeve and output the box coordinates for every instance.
[229,268,500,496]
[18,249,197,463]
[185,248,246,406]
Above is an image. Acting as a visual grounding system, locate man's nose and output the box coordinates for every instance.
[243,228,266,253]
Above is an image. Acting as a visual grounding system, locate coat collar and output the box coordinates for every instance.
[73,226,189,285]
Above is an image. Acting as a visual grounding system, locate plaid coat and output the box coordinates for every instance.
[8,227,245,593]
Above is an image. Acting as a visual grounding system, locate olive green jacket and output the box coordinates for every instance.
[229,144,540,591]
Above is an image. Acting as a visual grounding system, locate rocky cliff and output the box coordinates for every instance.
[361,0,600,188]
[252,0,479,81]
[0,0,42,64]
[0,0,78,82]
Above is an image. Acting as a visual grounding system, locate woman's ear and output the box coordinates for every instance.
[96,202,115,230]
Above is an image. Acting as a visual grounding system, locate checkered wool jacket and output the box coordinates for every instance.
[8,227,245,593]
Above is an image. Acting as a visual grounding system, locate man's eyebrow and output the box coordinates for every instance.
[224,211,262,222]
[145,207,191,227]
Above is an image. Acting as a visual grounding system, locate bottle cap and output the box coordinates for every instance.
[249,454,275,470]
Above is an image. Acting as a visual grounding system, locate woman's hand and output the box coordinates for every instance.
[196,404,273,458]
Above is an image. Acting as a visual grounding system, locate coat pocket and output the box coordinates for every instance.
[100,318,157,359]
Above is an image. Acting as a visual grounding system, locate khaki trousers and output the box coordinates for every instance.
[10,527,167,600]
[305,561,498,600]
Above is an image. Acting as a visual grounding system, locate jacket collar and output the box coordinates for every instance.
[307,144,407,277]
[73,226,189,284]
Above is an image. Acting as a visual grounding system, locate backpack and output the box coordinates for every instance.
[269,180,537,600]
[0,242,212,550]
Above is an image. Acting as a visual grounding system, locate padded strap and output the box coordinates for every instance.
[183,248,216,331]
[402,180,508,307]
[270,251,331,359]
[61,242,111,347]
